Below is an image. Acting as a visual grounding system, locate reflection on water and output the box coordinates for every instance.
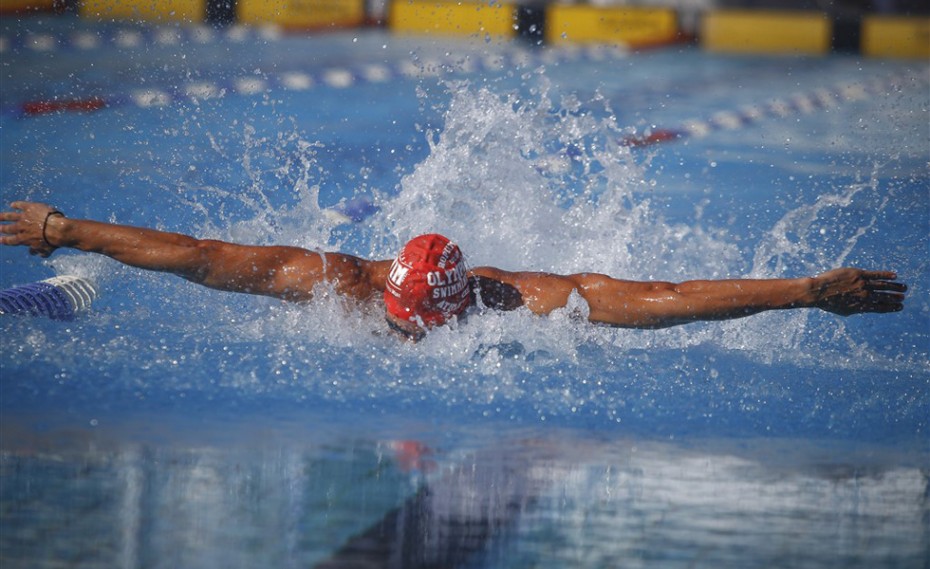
[2,414,927,569]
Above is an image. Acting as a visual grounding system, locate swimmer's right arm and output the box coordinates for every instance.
[0,201,390,302]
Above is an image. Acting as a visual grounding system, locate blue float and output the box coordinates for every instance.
[0,275,98,320]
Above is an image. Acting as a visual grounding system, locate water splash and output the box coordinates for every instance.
[8,75,921,435]
[190,123,341,251]
[66,81,911,372]
[749,173,889,279]
[374,80,742,280]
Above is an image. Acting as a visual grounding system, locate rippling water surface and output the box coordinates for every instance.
[1,16,928,569]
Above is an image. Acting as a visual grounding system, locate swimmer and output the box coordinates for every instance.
[0,201,907,340]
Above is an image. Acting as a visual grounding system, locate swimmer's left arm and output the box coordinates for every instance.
[473,266,906,328]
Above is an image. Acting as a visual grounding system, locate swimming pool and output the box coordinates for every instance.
[1,14,928,569]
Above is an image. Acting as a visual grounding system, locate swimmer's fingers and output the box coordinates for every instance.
[0,215,20,229]
[0,210,27,244]
[0,201,58,257]
[813,268,907,316]
[3,201,55,218]
[2,202,43,227]
[0,231,22,246]
[821,291,905,316]
[860,270,898,281]
[3,201,40,218]
[864,277,907,294]
[0,207,25,226]
[862,290,906,313]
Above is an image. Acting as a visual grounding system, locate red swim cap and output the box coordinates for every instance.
[384,234,470,327]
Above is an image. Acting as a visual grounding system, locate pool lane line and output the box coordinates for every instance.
[0,276,98,320]
[20,97,108,115]
[619,68,928,148]
[0,23,284,54]
[6,44,628,118]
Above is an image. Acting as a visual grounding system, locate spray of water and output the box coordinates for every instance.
[13,76,916,419]
[362,80,901,371]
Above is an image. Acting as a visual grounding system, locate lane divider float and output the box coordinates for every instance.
[620,68,927,147]
[0,275,98,320]
[21,97,108,116]
[0,24,282,54]
[10,45,628,117]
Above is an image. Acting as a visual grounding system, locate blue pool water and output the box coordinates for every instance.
[1,15,929,568]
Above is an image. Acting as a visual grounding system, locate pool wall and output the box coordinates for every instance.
[4,0,928,58]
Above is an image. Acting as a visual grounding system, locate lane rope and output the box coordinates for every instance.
[0,24,283,54]
[620,68,928,147]
[7,44,628,117]
[0,275,98,320]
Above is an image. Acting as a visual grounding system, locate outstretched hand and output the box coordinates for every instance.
[0,201,62,258]
[812,268,906,316]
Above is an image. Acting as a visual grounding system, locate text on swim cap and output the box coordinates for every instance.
[437,241,461,268]
[387,260,409,291]
[426,263,466,287]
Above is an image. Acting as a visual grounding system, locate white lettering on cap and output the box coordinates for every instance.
[425,263,467,287]
[386,260,409,294]
[437,240,460,268]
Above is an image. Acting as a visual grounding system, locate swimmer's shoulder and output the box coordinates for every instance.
[468,267,524,311]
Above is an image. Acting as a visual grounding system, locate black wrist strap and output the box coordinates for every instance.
[42,210,65,248]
